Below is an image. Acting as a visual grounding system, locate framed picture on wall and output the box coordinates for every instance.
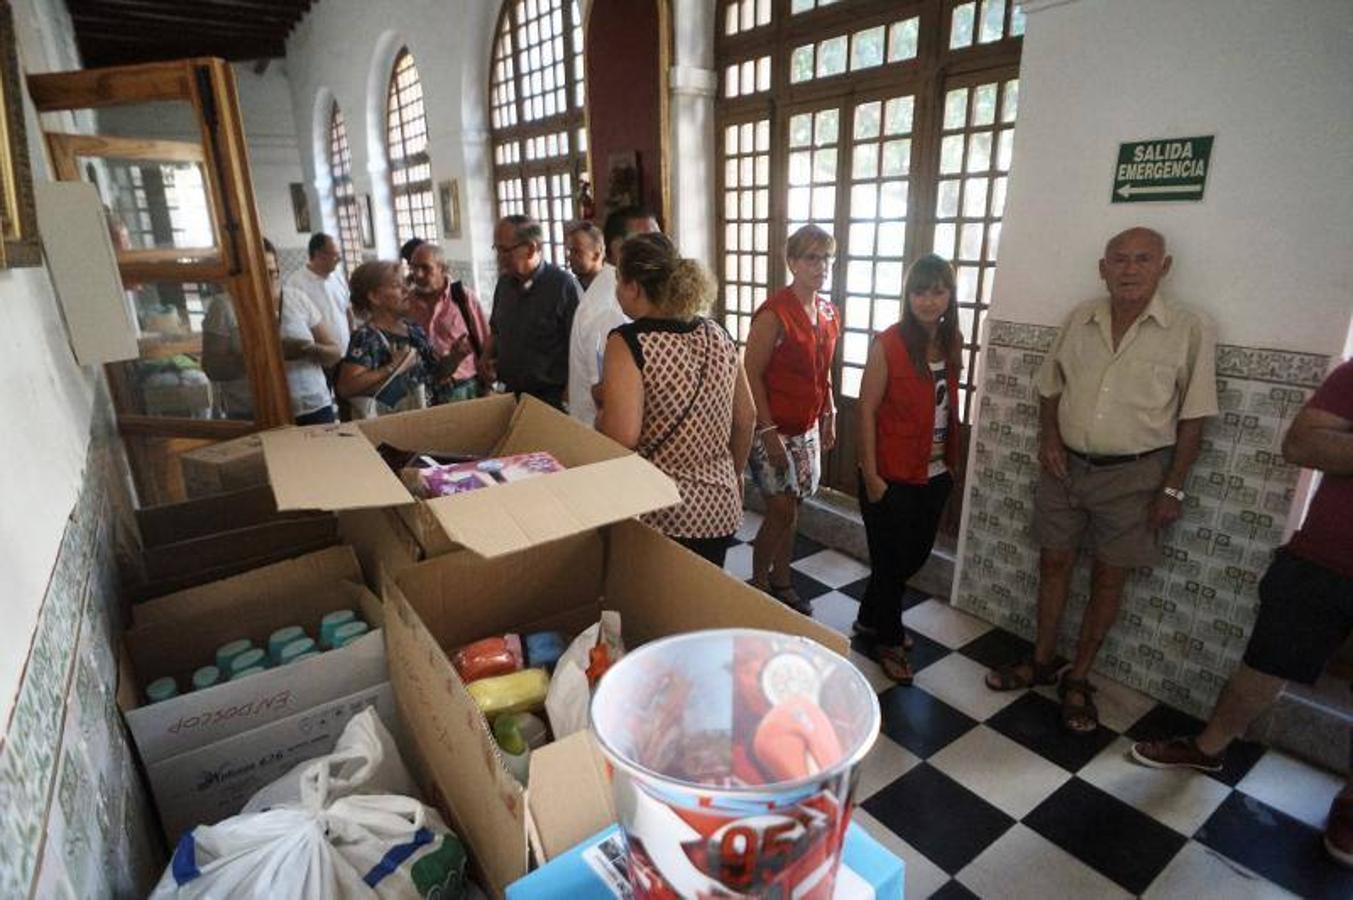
[359,194,374,248]
[288,182,310,233]
[438,179,461,240]
[0,3,39,267]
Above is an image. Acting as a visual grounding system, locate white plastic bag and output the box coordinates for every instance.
[151,710,467,899]
[544,611,624,739]
[243,705,417,813]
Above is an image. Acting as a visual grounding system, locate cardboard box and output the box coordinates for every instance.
[383,520,850,896]
[136,483,327,548]
[119,553,389,839]
[504,823,904,899]
[180,432,268,498]
[148,681,397,841]
[263,394,682,560]
[132,545,362,626]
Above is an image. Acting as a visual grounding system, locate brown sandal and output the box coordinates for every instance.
[771,583,814,615]
[876,645,913,686]
[984,657,1063,692]
[1058,675,1099,733]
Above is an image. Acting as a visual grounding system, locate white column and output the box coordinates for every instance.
[667,0,718,267]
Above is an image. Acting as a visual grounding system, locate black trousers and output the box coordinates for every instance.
[857,472,953,645]
[675,534,732,568]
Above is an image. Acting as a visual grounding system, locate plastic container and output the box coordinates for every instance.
[267,626,306,663]
[214,639,254,672]
[228,648,268,675]
[451,634,524,683]
[493,715,533,786]
[191,666,221,691]
[524,631,567,670]
[495,712,549,751]
[590,629,879,899]
[146,676,178,703]
[331,621,370,648]
[465,668,550,718]
[319,610,357,649]
[291,651,320,663]
[231,666,266,680]
[277,636,317,665]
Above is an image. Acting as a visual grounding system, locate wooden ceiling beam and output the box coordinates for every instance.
[71,13,284,39]
[67,0,304,25]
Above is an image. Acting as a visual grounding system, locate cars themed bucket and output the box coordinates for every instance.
[590,629,880,898]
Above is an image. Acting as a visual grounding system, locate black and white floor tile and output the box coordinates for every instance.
[727,511,1353,899]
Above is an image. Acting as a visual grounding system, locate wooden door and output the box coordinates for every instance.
[29,59,290,505]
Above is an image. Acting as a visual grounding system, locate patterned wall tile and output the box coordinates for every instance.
[956,319,1328,718]
[0,405,161,898]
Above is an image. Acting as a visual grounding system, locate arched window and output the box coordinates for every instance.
[489,0,588,265]
[327,101,363,269]
[716,0,1024,438]
[386,48,436,245]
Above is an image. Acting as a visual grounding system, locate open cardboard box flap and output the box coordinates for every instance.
[132,545,362,626]
[384,520,848,897]
[263,394,680,558]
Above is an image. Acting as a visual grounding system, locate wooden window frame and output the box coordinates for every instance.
[715,0,1023,495]
[386,48,437,246]
[488,0,589,266]
[328,101,363,269]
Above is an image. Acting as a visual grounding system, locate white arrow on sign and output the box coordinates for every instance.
[1115,183,1205,199]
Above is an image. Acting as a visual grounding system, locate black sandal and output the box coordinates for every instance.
[851,621,914,650]
[985,657,1064,692]
[1058,675,1099,733]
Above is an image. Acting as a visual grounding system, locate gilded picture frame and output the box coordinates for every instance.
[0,2,39,267]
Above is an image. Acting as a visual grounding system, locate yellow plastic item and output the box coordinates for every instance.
[466,668,550,718]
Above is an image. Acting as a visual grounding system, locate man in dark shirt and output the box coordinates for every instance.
[488,215,582,409]
[1131,359,1353,867]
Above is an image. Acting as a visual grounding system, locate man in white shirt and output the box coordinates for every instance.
[286,232,353,366]
[566,207,659,426]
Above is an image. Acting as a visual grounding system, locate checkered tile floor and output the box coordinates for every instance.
[727,511,1353,899]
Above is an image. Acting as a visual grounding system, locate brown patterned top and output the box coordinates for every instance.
[614,317,742,539]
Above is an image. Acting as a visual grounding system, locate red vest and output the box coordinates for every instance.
[877,325,961,484]
[755,287,840,435]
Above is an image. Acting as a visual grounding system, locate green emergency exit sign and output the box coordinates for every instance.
[1112,136,1214,203]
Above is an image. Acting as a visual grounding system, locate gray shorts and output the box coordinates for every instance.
[1033,449,1171,568]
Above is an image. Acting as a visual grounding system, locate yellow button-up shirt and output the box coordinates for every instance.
[1034,295,1217,455]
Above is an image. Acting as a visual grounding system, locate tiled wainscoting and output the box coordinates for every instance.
[0,402,161,898]
[958,319,1331,719]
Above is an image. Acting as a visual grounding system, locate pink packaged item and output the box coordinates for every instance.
[418,452,566,497]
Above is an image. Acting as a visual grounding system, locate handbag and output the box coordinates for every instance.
[348,328,429,420]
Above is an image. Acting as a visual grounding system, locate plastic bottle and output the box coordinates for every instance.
[493,714,532,786]
[495,712,549,750]
[228,648,268,675]
[215,639,254,672]
[319,610,357,649]
[146,677,178,703]
[267,626,306,664]
[331,621,370,648]
[191,666,221,691]
[278,636,317,665]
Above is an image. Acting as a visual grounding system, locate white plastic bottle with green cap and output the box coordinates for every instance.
[278,636,317,665]
[146,676,178,703]
[319,610,357,649]
[215,639,254,672]
[267,626,306,664]
[331,621,370,648]
[228,647,267,676]
[191,666,220,691]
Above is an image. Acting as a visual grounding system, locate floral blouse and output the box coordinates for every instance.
[344,320,448,406]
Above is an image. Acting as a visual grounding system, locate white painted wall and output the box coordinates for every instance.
[282,0,505,273]
[0,0,101,730]
[97,62,307,250]
[991,0,1353,355]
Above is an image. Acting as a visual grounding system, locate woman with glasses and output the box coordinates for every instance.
[742,225,841,614]
[854,254,963,684]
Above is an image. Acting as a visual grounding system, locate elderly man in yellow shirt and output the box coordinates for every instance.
[985,226,1218,733]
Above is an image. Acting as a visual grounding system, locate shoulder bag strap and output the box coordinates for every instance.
[641,320,713,460]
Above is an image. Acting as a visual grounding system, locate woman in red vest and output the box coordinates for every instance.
[854,254,963,683]
[743,225,841,613]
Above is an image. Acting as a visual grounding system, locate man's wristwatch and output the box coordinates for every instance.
[1162,486,1186,502]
